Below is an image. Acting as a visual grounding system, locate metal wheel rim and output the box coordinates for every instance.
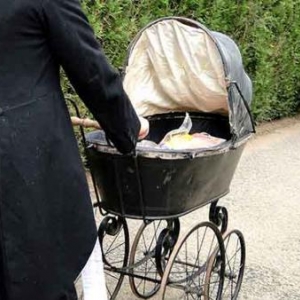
[99,217,129,300]
[129,220,167,299]
[205,229,245,300]
[222,230,246,299]
[160,221,225,300]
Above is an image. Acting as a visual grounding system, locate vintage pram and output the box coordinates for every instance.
[72,17,255,300]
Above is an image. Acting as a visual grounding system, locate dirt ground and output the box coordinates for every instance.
[81,116,300,300]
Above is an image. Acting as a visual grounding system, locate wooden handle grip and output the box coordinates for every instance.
[71,116,101,129]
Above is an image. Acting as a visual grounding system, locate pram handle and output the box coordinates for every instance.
[71,116,101,129]
[67,98,108,216]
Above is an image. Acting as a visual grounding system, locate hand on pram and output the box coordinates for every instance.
[71,115,149,140]
[138,116,149,140]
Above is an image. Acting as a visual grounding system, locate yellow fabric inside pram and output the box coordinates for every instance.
[137,113,226,150]
[160,133,225,150]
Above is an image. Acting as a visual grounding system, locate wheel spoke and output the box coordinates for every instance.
[141,231,148,251]
[106,258,126,265]
[153,221,161,243]
[231,274,234,297]
[197,229,201,288]
[106,284,112,297]
[223,280,230,296]
[149,220,161,250]
[105,241,125,256]
[185,241,188,286]
[227,247,241,264]
[190,227,207,286]
[134,270,161,274]
[232,238,240,276]
[105,272,120,281]
[202,234,216,286]
[209,261,221,296]
[224,234,233,275]
[104,230,122,256]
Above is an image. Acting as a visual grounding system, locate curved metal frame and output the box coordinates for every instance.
[155,219,180,276]
[209,200,229,235]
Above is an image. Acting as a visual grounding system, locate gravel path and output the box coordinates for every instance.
[83,117,300,300]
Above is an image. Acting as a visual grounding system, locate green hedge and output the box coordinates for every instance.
[66,0,300,122]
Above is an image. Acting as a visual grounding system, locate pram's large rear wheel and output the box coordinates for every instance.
[206,229,245,300]
[98,216,129,300]
[129,219,180,299]
[160,222,225,299]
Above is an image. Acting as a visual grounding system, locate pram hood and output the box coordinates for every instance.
[123,17,255,140]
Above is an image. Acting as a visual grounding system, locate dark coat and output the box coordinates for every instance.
[0,0,140,299]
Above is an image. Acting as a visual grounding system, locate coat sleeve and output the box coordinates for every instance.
[40,0,141,154]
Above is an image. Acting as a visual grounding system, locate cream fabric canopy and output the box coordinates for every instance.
[123,19,229,117]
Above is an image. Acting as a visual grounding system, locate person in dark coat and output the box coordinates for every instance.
[0,0,148,299]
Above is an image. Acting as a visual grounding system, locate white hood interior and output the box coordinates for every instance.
[123,19,229,117]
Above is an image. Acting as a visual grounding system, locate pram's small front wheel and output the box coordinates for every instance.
[206,229,246,300]
[98,216,129,300]
[160,221,225,300]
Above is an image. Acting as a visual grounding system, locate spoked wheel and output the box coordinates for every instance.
[129,219,180,299]
[206,230,246,299]
[160,222,225,300]
[98,216,129,300]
